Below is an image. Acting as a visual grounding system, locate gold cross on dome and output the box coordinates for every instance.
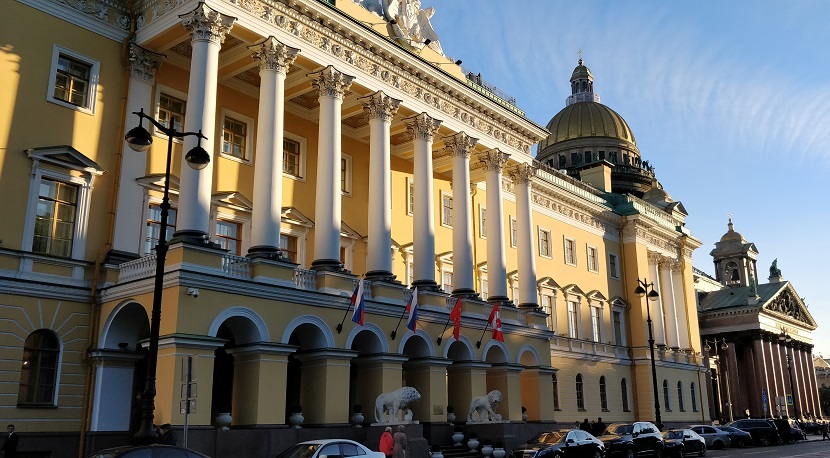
[577,49,584,60]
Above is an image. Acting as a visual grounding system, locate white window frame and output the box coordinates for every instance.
[567,299,580,339]
[587,245,599,273]
[441,270,454,294]
[440,191,453,228]
[283,131,307,182]
[480,276,489,300]
[219,108,255,163]
[564,237,577,266]
[509,216,518,248]
[479,205,487,238]
[608,253,620,279]
[142,197,178,256]
[341,153,353,196]
[590,304,602,342]
[540,290,557,331]
[538,227,552,258]
[209,209,251,256]
[279,227,306,266]
[47,45,100,115]
[153,84,188,143]
[610,299,627,346]
[406,177,414,216]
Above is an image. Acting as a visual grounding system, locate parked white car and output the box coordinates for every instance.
[276,439,385,458]
[689,425,731,450]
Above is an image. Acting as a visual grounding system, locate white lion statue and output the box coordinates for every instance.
[467,390,502,422]
[375,387,421,423]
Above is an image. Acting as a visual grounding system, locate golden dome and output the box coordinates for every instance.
[538,102,637,151]
[720,219,746,242]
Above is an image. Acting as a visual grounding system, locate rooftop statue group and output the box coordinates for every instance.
[352,0,446,55]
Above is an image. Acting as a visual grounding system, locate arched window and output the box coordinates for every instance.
[691,382,698,412]
[552,373,560,410]
[621,378,630,411]
[663,379,671,411]
[677,381,685,411]
[599,376,608,410]
[18,330,60,405]
[576,374,585,410]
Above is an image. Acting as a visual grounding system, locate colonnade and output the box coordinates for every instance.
[647,252,691,349]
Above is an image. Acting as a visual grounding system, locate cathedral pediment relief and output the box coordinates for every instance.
[763,287,816,328]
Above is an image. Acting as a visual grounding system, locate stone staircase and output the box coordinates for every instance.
[437,444,485,458]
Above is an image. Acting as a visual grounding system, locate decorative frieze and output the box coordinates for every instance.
[249,36,299,74]
[179,3,236,45]
[310,65,354,99]
[444,132,477,158]
[362,91,401,122]
[128,43,165,83]
[405,113,442,141]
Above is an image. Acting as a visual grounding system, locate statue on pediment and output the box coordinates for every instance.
[383,0,445,55]
[770,258,782,277]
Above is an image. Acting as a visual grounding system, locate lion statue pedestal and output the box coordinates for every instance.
[467,390,503,423]
[372,386,422,425]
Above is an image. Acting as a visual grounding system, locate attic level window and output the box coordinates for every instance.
[559,155,567,168]
[598,151,605,160]
[48,46,99,114]
[584,151,592,163]
[571,152,580,166]
[609,152,618,163]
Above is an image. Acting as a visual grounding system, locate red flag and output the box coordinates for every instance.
[488,303,504,342]
[450,298,462,340]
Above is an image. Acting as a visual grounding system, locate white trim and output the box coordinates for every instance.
[516,344,541,366]
[590,303,602,342]
[440,190,453,228]
[283,131,307,182]
[46,45,100,115]
[345,323,389,354]
[211,209,251,256]
[141,193,177,257]
[207,306,271,343]
[563,236,577,266]
[479,205,487,239]
[405,177,414,216]
[540,290,557,332]
[153,84,188,143]
[341,152,353,196]
[218,108,255,163]
[587,245,599,273]
[281,315,335,347]
[509,216,517,248]
[608,253,621,280]
[396,330,435,357]
[481,339,509,363]
[537,226,552,258]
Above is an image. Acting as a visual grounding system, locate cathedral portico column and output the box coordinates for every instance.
[445,132,478,296]
[751,337,768,416]
[671,262,690,349]
[403,357,453,422]
[509,164,538,308]
[647,254,666,346]
[447,361,490,420]
[294,349,358,424]
[520,366,556,421]
[310,66,354,270]
[725,342,745,415]
[175,4,236,242]
[351,354,409,421]
[485,363,524,421]
[363,91,401,280]
[408,113,442,288]
[226,343,296,426]
[479,149,509,301]
[112,44,165,258]
[247,37,299,256]
[658,261,679,349]
[89,349,145,431]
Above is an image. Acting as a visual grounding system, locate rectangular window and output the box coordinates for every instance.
[541,293,554,330]
[512,285,520,303]
[564,238,576,265]
[571,152,579,165]
[538,228,551,257]
[510,217,518,248]
[406,178,414,216]
[610,152,618,163]
[591,306,601,342]
[609,253,620,279]
[442,271,453,294]
[552,374,560,410]
[283,138,303,178]
[341,154,352,195]
[480,278,488,300]
[584,151,592,163]
[216,220,241,255]
[48,46,99,113]
[613,311,623,346]
[158,93,186,132]
[222,116,247,159]
[145,204,177,255]
[587,246,598,272]
[33,179,78,258]
[598,151,605,160]
[279,234,298,263]
[441,193,453,227]
[479,206,486,238]
[567,300,578,339]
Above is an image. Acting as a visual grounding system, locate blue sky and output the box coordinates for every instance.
[430,1,830,355]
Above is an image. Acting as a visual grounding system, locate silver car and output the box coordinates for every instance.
[276,440,386,458]
[689,425,731,450]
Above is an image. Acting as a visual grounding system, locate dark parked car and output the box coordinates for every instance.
[86,445,211,458]
[725,419,779,446]
[662,429,706,457]
[714,426,752,447]
[771,418,804,443]
[512,429,605,458]
[598,422,664,457]
[800,421,822,435]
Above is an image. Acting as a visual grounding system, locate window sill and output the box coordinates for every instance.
[219,153,252,165]
[601,409,610,412]
[17,403,58,409]
[577,408,587,412]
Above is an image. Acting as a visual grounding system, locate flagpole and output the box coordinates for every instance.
[391,307,407,340]
[337,277,363,334]
[476,321,491,349]
[436,315,453,345]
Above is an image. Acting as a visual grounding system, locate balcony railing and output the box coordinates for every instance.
[222,254,251,279]
[118,254,158,283]
[460,66,525,117]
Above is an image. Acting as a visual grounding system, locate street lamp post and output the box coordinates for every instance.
[125,109,210,443]
[634,278,662,430]
[779,331,800,421]
[704,338,733,422]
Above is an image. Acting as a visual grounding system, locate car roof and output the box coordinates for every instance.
[297,439,362,446]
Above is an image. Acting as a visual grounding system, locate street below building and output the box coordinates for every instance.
[698,436,830,457]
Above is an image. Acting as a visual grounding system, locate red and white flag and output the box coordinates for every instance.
[450,297,462,340]
[350,279,365,326]
[406,287,419,332]
[488,303,504,342]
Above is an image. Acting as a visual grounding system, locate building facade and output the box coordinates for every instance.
[1,0,708,456]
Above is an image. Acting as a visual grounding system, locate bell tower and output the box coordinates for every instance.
[710,218,759,287]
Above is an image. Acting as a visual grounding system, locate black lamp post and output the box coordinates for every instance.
[779,331,799,421]
[703,338,732,421]
[125,108,210,443]
[634,278,662,430]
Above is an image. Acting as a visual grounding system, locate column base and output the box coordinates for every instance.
[451,288,479,299]
[311,258,344,272]
[412,279,440,291]
[517,302,540,310]
[170,230,222,249]
[247,245,284,259]
[364,270,398,282]
[486,296,511,304]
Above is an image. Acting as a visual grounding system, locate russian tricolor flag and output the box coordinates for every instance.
[406,287,419,332]
[351,279,365,326]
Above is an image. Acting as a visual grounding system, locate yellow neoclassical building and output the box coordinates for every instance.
[1,0,709,456]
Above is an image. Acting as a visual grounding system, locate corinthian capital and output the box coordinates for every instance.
[128,43,165,83]
[479,148,510,172]
[444,132,478,158]
[310,65,354,99]
[406,113,442,141]
[249,37,299,74]
[179,3,236,45]
[508,163,536,184]
[362,90,401,121]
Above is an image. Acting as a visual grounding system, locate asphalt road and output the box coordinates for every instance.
[696,435,830,457]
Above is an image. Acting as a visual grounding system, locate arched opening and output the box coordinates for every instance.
[209,313,264,427]
[285,319,331,424]
[348,328,386,423]
[663,379,671,411]
[446,339,475,421]
[211,324,236,423]
[576,374,585,410]
[599,376,608,410]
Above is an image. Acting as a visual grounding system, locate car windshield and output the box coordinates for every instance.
[276,444,321,458]
[607,424,633,435]
[530,432,566,444]
[663,431,684,440]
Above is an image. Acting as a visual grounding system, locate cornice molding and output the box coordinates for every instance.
[20,0,131,42]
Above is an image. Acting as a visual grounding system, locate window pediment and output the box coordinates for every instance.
[537,276,561,290]
[561,283,586,296]
[280,207,313,228]
[26,145,105,178]
[212,191,252,212]
[137,174,180,194]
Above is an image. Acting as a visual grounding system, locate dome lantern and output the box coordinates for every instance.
[567,58,601,106]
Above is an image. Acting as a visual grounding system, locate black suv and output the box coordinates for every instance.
[598,422,665,457]
[725,419,779,446]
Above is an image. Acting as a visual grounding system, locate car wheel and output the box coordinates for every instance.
[712,440,723,450]
[697,447,706,457]
[593,451,602,458]
[758,434,770,446]
[625,447,635,458]
[736,438,745,448]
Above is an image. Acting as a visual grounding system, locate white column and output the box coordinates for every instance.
[112,44,165,257]
[510,164,538,308]
[659,262,679,349]
[671,262,690,349]
[247,37,299,256]
[648,255,666,346]
[479,149,509,301]
[445,132,477,295]
[310,66,354,270]
[175,4,236,240]
[363,91,401,280]
[407,113,442,288]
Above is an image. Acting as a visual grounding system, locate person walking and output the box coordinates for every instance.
[594,417,606,436]
[822,421,829,441]
[1,424,18,458]
[579,418,591,432]
[379,426,394,458]
[392,425,407,458]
